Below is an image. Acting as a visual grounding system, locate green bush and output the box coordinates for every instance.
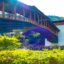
[0,49,64,64]
[0,35,21,50]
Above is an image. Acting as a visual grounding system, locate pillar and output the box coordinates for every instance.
[42,17,45,26]
[23,8,25,16]
[41,16,43,25]
[33,13,36,23]
[2,1,5,18]
[14,6,16,19]
[45,20,47,26]
[37,14,40,24]
[23,8,26,21]
[29,11,32,22]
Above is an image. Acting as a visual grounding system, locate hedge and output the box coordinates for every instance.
[0,49,64,64]
[0,35,21,50]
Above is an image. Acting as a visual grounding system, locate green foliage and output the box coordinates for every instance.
[0,35,21,50]
[0,49,64,64]
[12,29,24,39]
[26,32,42,44]
[32,32,40,37]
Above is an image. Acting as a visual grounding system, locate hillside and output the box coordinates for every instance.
[48,15,64,21]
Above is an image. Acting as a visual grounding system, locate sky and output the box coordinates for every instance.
[18,0,64,17]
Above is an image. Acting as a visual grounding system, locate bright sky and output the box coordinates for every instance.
[18,0,64,17]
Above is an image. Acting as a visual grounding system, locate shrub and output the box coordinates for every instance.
[0,35,21,50]
[0,49,64,64]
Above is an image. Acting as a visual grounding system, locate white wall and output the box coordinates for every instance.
[45,39,57,46]
[45,25,64,46]
[57,25,64,46]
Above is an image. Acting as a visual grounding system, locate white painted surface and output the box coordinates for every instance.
[57,25,64,46]
[45,39,57,46]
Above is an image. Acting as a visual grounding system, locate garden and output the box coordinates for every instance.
[0,31,64,64]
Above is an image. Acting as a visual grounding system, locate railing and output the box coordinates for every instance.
[0,11,29,21]
[0,11,59,36]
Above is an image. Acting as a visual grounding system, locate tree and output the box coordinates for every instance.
[0,35,21,50]
[23,32,41,44]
